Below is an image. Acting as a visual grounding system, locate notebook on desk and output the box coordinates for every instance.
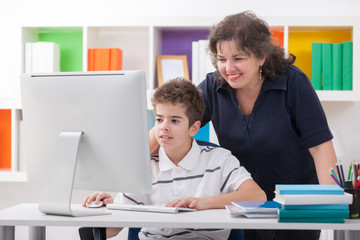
[106,203,197,214]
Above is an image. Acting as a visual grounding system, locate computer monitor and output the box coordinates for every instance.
[20,71,152,216]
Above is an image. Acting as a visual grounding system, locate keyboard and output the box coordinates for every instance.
[106,204,196,214]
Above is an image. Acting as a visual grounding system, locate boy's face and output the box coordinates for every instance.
[154,102,199,155]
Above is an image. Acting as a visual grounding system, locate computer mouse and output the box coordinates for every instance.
[86,200,104,208]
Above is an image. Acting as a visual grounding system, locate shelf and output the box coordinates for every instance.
[289,26,352,84]
[316,90,359,102]
[1,16,359,183]
[0,171,27,182]
[87,26,151,88]
[22,27,83,73]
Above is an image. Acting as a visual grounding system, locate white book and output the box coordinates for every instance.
[191,41,199,85]
[231,201,281,213]
[30,42,60,73]
[18,119,26,172]
[226,205,277,218]
[191,40,215,86]
[273,191,353,205]
[107,203,196,214]
[24,42,33,73]
[198,40,215,82]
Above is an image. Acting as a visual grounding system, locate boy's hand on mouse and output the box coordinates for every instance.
[166,196,210,210]
[82,192,114,207]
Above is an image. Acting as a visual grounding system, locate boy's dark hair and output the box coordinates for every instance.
[208,10,295,82]
[151,78,205,126]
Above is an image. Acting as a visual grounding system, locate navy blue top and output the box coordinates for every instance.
[198,65,333,200]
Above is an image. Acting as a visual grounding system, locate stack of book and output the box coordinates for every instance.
[311,41,352,91]
[273,184,352,223]
[226,201,281,218]
[88,48,122,71]
[25,42,60,73]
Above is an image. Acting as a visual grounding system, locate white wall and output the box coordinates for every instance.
[1,0,360,239]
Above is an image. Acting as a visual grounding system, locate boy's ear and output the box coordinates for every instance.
[189,120,201,137]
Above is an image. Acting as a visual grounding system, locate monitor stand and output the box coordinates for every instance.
[38,131,110,217]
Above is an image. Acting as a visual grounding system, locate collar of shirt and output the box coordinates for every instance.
[158,139,201,172]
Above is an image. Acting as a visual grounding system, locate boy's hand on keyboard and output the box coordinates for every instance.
[166,196,210,210]
[82,191,114,207]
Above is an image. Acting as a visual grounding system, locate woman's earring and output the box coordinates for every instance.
[259,66,263,80]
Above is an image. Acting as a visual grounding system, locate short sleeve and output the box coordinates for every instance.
[219,149,252,193]
[286,67,333,148]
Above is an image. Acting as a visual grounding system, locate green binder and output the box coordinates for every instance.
[342,41,353,90]
[332,43,343,90]
[311,43,322,90]
[322,43,333,90]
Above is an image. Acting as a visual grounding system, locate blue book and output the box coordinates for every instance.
[278,208,349,219]
[231,201,281,213]
[275,184,344,195]
[278,217,345,223]
[282,204,348,210]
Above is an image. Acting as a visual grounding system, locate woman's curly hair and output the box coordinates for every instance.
[208,11,295,82]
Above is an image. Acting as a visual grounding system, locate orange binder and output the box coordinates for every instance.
[88,48,95,71]
[94,48,111,71]
[0,110,11,169]
[110,48,123,70]
[270,27,284,47]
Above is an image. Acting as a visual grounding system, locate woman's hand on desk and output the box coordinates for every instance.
[82,191,114,207]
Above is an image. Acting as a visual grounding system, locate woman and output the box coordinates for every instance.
[197,11,337,240]
[150,10,337,240]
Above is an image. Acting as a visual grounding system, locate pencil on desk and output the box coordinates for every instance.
[348,164,352,181]
[329,170,342,187]
[340,162,346,187]
[354,163,359,189]
[336,164,343,187]
[330,167,341,187]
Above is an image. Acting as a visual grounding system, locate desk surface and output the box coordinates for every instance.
[1,203,360,230]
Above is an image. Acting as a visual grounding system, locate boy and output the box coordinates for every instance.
[84,78,266,239]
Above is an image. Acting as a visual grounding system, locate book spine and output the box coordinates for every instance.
[109,48,122,70]
[278,218,345,223]
[342,41,353,90]
[278,209,349,219]
[25,42,33,73]
[100,48,110,71]
[282,204,349,210]
[311,42,322,90]
[332,43,343,90]
[0,110,12,170]
[94,48,111,71]
[273,192,352,205]
[322,43,333,90]
[88,48,95,71]
[191,41,199,85]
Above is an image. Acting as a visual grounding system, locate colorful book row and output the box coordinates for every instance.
[311,42,353,91]
[88,48,123,71]
[274,184,350,223]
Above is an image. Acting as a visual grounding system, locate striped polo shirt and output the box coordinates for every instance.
[114,139,252,240]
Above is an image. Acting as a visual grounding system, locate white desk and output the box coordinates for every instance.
[1,203,360,240]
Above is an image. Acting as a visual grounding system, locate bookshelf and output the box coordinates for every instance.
[1,15,359,181]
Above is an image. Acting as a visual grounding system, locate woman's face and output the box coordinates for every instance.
[216,40,265,90]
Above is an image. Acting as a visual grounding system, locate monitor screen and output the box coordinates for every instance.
[20,71,152,216]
